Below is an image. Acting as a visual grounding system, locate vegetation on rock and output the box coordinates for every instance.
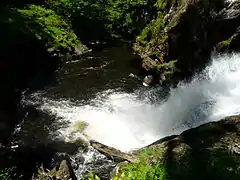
[109,116,240,180]
[17,5,80,51]
[71,121,88,133]
[2,0,240,179]
[135,0,240,83]
[0,168,16,179]
[46,0,156,42]
[112,148,166,180]
[33,160,72,180]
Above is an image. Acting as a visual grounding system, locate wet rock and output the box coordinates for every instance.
[56,160,71,180]
[90,140,138,163]
[34,159,75,180]
[74,43,90,56]
[116,115,240,180]
[143,75,154,86]
[135,0,240,82]
[165,116,240,179]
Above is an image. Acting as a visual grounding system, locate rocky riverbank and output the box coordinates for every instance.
[111,115,240,180]
[134,0,240,84]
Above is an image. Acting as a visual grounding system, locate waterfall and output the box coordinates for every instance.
[24,53,240,152]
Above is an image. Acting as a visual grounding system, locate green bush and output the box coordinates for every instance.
[112,149,166,180]
[0,168,16,179]
[17,4,79,50]
[106,0,155,37]
[46,0,156,41]
[137,15,166,45]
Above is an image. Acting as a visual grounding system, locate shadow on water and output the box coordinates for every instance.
[37,45,143,102]
[0,106,78,179]
[0,44,142,179]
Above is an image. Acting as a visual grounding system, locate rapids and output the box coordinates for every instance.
[24,53,240,152]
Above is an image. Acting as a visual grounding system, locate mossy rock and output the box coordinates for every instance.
[34,160,72,180]
[135,0,240,84]
[71,120,89,133]
[226,115,240,121]
[112,115,240,180]
[56,160,71,180]
[216,35,235,52]
[90,140,138,163]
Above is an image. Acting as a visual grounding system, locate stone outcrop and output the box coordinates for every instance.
[135,0,240,83]
[34,159,74,180]
[90,140,138,163]
[118,115,240,180]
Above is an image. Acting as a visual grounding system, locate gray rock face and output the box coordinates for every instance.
[122,115,240,180]
[135,0,240,81]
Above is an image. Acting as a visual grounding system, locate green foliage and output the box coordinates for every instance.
[207,150,240,180]
[137,0,170,46]
[106,0,153,36]
[71,121,88,133]
[137,16,166,45]
[227,116,240,121]
[155,0,168,10]
[155,0,176,10]
[46,0,156,40]
[0,168,16,179]
[220,36,234,49]
[112,148,166,180]
[17,4,79,50]
[86,172,101,180]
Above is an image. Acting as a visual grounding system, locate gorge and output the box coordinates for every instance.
[1,0,240,179]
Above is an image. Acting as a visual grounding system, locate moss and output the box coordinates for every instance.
[220,36,234,49]
[206,150,240,179]
[86,172,101,180]
[112,143,240,180]
[226,115,240,121]
[71,121,88,133]
[111,148,167,180]
[34,166,52,180]
[135,0,171,67]
[0,168,16,179]
[137,16,167,46]
[154,60,177,71]
[34,160,71,180]
[47,167,57,177]
[56,160,71,180]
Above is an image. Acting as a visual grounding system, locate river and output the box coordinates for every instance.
[13,45,240,179]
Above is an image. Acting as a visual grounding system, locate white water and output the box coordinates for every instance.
[27,53,240,152]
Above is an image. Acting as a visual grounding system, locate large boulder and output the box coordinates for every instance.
[115,115,240,180]
[135,0,240,82]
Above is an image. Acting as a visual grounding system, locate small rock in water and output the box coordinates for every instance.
[129,73,135,78]
[143,75,153,86]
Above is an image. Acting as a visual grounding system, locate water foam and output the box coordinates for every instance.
[28,53,240,152]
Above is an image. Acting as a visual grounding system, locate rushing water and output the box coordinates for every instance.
[19,47,240,178]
